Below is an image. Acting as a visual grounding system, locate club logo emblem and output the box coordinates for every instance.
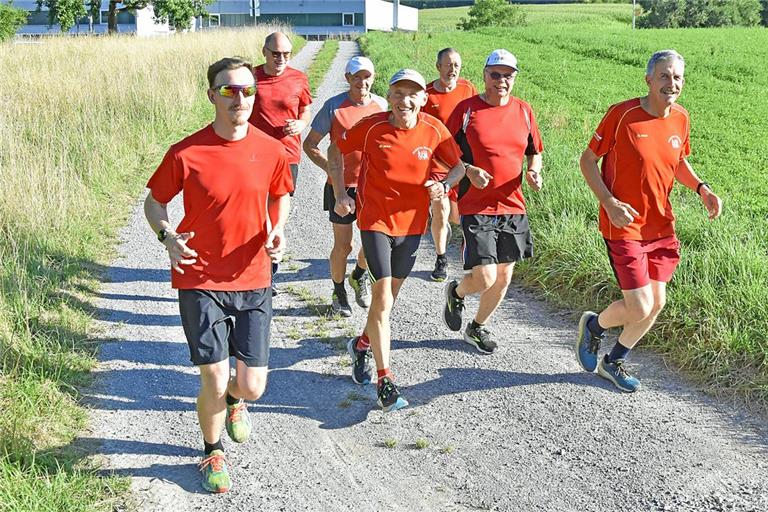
[668,135,682,149]
[413,146,432,161]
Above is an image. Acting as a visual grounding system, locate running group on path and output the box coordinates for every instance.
[142,32,723,493]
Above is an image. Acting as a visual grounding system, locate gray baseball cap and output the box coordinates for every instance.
[345,56,375,75]
[485,49,519,71]
[388,68,427,90]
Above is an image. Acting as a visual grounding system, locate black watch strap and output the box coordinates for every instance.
[157,228,168,243]
[696,182,710,195]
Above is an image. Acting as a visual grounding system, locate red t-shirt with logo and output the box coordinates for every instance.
[146,124,294,291]
[588,98,691,240]
[424,78,477,124]
[337,111,462,236]
[249,65,312,165]
[446,95,544,215]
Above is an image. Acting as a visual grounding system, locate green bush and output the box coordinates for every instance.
[638,0,761,28]
[761,0,768,25]
[0,3,27,42]
[457,0,527,30]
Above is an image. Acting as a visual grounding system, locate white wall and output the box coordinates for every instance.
[135,6,174,36]
[364,0,417,32]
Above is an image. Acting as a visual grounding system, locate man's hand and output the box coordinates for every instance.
[603,198,639,228]
[266,226,286,263]
[284,119,306,137]
[526,169,543,192]
[334,192,356,217]
[466,164,492,189]
[424,180,445,201]
[164,231,198,274]
[700,188,723,220]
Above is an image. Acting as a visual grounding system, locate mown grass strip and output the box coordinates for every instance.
[306,39,341,95]
[361,6,768,403]
[0,29,303,511]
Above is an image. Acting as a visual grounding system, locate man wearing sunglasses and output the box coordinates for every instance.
[144,57,293,494]
[331,69,466,411]
[442,49,544,354]
[423,48,477,282]
[303,56,387,321]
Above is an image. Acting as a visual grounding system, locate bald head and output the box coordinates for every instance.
[263,32,292,76]
[265,32,291,49]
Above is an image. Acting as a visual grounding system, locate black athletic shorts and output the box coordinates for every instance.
[322,183,356,225]
[360,230,421,280]
[461,214,533,270]
[289,164,299,197]
[178,288,272,367]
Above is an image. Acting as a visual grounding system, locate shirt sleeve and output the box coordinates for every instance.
[336,117,369,154]
[588,105,620,158]
[269,146,294,197]
[445,102,465,136]
[146,147,183,203]
[310,98,333,136]
[681,113,691,160]
[299,75,312,108]
[433,121,462,170]
[525,105,544,155]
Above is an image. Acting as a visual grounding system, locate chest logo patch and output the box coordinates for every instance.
[413,146,432,161]
[668,135,682,149]
[379,144,392,149]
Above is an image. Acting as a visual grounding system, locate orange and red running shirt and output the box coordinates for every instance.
[588,98,691,241]
[423,78,477,124]
[310,91,388,187]
[446,95,544,216]
[249,65,312,165]
[337,111,462,237]
[146,124,294,291]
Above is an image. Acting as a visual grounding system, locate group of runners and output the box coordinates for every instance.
[143,32,723,493]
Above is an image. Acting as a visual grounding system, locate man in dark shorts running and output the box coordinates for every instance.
[423,48,477,282]
[331,69,465,411]
[144,57,293,493]
[442,49,544,354]
[575,49,722,392]
[303,56,387,317]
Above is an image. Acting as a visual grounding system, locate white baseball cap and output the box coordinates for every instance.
[485,49,519,71]
[388,68,427,90]
[345,56,375,75]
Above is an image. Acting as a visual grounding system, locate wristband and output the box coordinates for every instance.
[696,182,710,195]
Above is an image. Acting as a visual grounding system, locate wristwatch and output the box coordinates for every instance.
[440,180,451,193]
[157,228,169,243]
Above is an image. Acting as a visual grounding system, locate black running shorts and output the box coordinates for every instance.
[178,288,272,367]
[289,164,299,197]
[461,214,533,270]
[322,183,356,225]
[360,230,421,280]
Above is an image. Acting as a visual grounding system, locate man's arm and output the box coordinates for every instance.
[579,148,639,228]
[525,153,543,192]
[303,129,329,175]
[327,142,355,216]
[143,193,197,273]
[266,194,291,262]
[675,158,723,220]
[284,105,312,136]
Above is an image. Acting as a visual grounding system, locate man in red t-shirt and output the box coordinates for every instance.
[575,50,722,393]
[303,56,387,321]
[423,48,477,282]
[331,69,466,411]
[144,58,293,493]
[442,50,544,355]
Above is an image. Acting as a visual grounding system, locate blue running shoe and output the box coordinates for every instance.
[597,356,641,393]
[377,377,408,412]
[576,311,603,372]
[347,337,372,385]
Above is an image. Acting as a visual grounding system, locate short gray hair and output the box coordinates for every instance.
[646,49,685,76]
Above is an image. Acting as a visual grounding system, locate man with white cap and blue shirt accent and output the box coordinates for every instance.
[304,56,387,319]
[442,49,545,354]
[330,68,467,411]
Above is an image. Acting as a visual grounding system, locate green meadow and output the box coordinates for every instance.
[362,4,768,399]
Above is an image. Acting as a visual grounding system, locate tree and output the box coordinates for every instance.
[760,0,768,26]
[638,0,761,28]
[457,0,526,31]
[0,2,28,41]
[152,0,212,31]
[105,0,149,34]
[36,0,85,32]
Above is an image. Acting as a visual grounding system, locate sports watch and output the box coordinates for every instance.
[157,228,169,243]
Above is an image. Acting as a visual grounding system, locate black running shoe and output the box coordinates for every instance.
[463,323,497,354]
[331,292,353,318]
[346,337,371,384]
[431,256,448,282]
[442,279,464,331]
[377,377,408,412]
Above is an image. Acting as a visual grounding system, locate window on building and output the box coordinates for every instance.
[342,13,354,26]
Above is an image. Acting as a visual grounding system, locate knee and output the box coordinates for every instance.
[332,241,353,256]
[625,300,654,323]
[475,269,497,291]
[200,367,230,398]
[370,287,394,313]
[237,375,267,401]
[650,296,666,317]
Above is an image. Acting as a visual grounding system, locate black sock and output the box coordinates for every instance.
[607,342,631,363]
[351,265,366,281]
[587,315,606,336]
[204,439,223,455]
[272,262,279,275]
[436,253,447,262]
[451,284,463,300]
[225,393,239,406]
[470,319,482,330]
[333,280,347,296]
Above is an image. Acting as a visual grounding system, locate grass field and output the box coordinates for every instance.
[307,39,340,94]
[0,28,303,511]
[362,5,768,401]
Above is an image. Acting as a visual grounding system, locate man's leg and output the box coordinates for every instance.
[348,243,371,309]
[330,223,354,316]
[197,359,233,493]
[366,277,406,378]
[430,197,451,282]
[474,262,515,324]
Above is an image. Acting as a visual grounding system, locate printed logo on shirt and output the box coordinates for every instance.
[412,146,433,161]
[593,132,603,142]
[379,144,392,149]
[668,135,682,149]
[635,133,649,138]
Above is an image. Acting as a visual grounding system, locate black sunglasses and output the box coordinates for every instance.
[266,48,291,59]
[487,71,516,80]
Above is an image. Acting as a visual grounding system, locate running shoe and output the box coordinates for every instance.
[348,273,371,308]
[347,337,372,385]
[199,449,231,493]
[597,356,641,393]
[431,256,448,282]
[575,311,603,372]
[331,291,353,317]
[463,323,497,354]
[377,377,408,412]
[225,399,252,443]
[443,279,464,331]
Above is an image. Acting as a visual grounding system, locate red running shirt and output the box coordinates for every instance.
[588,98,691,240]
[424,78,477,124]
[337,112,462,236]
[147,125,294,291]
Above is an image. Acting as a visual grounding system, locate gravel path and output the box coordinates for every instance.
[86,40,768,511]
